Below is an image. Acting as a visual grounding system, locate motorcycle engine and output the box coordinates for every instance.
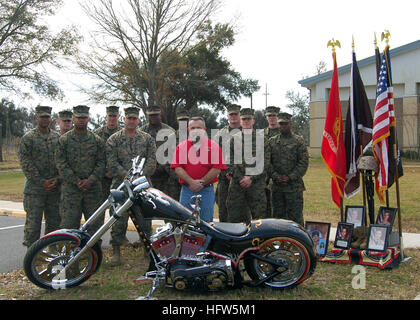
[150,223,206,259]
[149,223,234,291]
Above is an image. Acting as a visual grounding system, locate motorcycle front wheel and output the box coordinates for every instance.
[244,236,316,289]
[23,234,102,290]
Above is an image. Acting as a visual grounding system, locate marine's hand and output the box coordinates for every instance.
[239,176,252,189]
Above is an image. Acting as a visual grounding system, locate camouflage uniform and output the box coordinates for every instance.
[93,106,121,203]
[213,104,242,222]
[55,105,106,235]
[18,106,61,247]
[264,127,281,139]
[139,106,175,197]
[263,106,281,218]
[166,108,190,201]
[265,113,308,226]
[58,110,73,136]
[226,109,267,224]
[106,114,157,245]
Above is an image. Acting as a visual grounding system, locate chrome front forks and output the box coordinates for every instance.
[59,183,133,275]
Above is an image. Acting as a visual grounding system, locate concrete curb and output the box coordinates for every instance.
[0,209,26,219]
[0,207,148,232]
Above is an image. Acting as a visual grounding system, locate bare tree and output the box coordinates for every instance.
[315,60,328,75]
[285,90,310,144]
[77,0,222,118]
[0,0,81,99]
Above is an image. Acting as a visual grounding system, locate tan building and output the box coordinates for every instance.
[299,39,420,157]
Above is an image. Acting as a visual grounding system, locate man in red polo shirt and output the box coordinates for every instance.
[170,117,226,222]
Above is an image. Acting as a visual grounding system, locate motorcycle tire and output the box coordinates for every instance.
[23,234,102,290]
[244,236,316,289]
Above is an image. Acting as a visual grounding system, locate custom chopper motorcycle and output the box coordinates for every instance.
[24,156,317,299]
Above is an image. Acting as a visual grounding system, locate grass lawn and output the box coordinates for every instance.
[0,171,25,202]
[1,158,419,300]
[0,154,20,170]
[1,245,419,301]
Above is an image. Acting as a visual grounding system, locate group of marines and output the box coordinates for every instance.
[18,102,308,266]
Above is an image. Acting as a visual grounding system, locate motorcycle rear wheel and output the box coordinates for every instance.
[244,236,316,289]
[23,234,102,290]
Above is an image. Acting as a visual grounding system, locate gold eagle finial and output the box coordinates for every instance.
[381,30,391,46]
[327,39,341,53]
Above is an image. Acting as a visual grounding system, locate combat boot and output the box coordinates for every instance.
[111,246,121,267]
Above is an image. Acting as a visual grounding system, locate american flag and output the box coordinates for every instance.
[372,48,394,200]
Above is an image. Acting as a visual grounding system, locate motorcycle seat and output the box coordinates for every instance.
[212,222,248,237]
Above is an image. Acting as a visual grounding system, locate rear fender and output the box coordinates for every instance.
[246,219,314,248]
[206,219,315,268]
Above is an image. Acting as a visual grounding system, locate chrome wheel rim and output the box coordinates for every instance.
[30,240,94,288]
[252,238,308,288]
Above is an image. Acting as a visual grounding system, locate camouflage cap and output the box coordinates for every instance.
[146,105,161,115]
[176,108,190,121]
[265,106,280,116]
[35,106,52,117]
[124,106,140,118]
[58,109,73,120]
[226,104,241,115]
[278,112,292,123]
[73,105,90,118]
[106,105,119,116]
[240,108,254,119]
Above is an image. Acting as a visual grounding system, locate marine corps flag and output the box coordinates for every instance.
[344,51,373,198]
[321,49,347,208]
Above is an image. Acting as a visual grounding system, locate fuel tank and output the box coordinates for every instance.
[137,188,194,221]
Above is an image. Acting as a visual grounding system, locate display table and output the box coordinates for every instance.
[319,245,401,270]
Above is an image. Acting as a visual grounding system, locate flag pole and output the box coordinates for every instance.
[375,33,390,207]
[381,30,408,262]
[325,38,345,216]
[353,36,368,217]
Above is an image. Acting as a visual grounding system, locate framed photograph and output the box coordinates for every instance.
[376,207,397,228]
[334,222,354,250]
[305,221,331,256]
[345,205,365,227]
[367,224,390,252]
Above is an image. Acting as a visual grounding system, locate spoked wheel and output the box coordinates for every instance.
[23,234,102,290]
[244,236,316,289]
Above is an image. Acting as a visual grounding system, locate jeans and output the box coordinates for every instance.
[180,184,215,222]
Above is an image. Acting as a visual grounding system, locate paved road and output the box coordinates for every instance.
[0,216,27,273]
[0,215,141,273]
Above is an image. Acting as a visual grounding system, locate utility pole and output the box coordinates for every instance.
[263,83,270,107]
